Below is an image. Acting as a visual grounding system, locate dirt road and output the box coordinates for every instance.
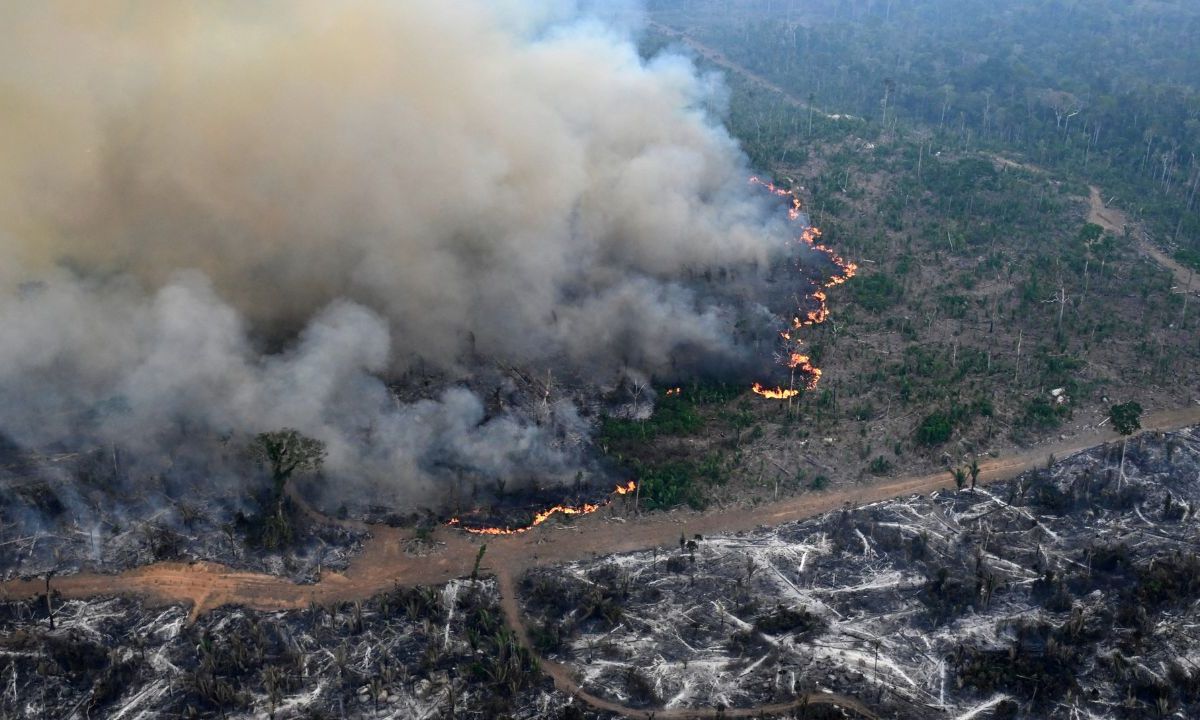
[649,22,1193,298]
[1088,185,1197,292]
[5,405,1199,614]
[3,29,1192,716]
[648,22,849,123]
[3,405,1197,717]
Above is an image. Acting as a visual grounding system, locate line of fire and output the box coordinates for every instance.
[749,176,858,401]
[448,178,856,535]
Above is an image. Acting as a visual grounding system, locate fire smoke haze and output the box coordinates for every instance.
[0,1,801,506]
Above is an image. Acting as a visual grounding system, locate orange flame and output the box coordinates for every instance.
[447,481,637,535]
[751,383,802,400]
[749,179,855,400]
[750,176,804,221]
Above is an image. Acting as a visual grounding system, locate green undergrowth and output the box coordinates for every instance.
[600,382,745,510]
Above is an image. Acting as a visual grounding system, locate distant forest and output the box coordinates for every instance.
[647,0,1200,268]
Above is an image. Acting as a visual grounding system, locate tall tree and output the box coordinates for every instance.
[255,429,326,503]
[253,429,326,546]
[1108,402,1143,490]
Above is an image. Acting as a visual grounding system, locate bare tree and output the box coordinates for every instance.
[44,570,55,630]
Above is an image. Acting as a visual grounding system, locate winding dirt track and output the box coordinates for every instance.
[3,407,1198,717]
[5,28,1192,719]
[1087,185,1197,293]
[7,406,1197,616]
[648,22,846,123]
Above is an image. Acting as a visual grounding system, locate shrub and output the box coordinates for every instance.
[851,273,903,312]
[636,462,705,510]
[1021,397,1068,429]
[916,411,955,445]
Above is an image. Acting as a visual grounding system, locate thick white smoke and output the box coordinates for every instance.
[0,0,797,508]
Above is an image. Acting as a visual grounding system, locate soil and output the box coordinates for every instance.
[2,411,1197,718]
[1088,184,1198,292]
[3,406,1197,615]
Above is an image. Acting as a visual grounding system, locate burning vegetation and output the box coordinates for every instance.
[0,0,856,553]
[447,481,637,536]
[446,172,859,534]
[748,178,858,401]
[1,1,1199,719]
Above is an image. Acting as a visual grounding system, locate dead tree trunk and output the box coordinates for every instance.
[44,573,54,630]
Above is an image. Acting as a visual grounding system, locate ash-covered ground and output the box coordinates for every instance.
[520,428,1200,719]
[0,578,612,720]
[0,439,366,584]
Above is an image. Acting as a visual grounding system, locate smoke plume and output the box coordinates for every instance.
[0,0,801,510]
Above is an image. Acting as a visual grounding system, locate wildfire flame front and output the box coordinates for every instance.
[447,481,637,535]
[749,179,856,401]
[751,383,801,400]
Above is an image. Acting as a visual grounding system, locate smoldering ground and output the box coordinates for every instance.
[0,0,825,533]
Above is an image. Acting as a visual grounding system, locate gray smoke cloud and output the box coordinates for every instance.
[0,0,801,510]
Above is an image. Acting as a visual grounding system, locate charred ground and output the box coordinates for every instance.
[3,428,1198,718]
[0,577,610,720]
[517,428,1200,719]
[2,3,1199,719]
